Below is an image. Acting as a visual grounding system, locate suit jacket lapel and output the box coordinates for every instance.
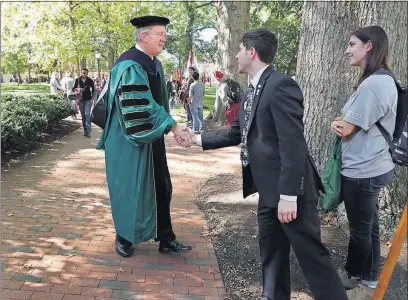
[247,66,274,131]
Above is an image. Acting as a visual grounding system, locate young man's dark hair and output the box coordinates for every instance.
[241,28,278,64]
[81,68,89,73]
[188,66,195,71]
[192,71,199,81]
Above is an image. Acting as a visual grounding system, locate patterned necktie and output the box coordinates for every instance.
[241,84,255,167]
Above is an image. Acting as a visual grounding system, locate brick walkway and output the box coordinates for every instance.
[1,124,241,300]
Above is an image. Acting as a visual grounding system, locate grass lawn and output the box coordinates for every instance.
[0,83,218,122]
[1,83,49,94]
[171,85,217,122]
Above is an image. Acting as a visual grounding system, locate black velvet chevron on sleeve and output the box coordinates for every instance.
[118,84,149,95]
[120,98,150,107]
[125,123,154,135]
[123,111,151,122]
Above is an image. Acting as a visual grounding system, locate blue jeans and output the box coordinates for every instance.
[78,100,91,134]
[190,105,204,132]
[341,170,393,282]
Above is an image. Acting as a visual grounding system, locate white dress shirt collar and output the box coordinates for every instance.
[250,65,269,88]
[136,44,154,60]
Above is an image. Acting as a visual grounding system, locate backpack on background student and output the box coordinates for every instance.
[375,69,408,167]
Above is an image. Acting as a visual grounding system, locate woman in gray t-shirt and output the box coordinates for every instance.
[330,26,397,294]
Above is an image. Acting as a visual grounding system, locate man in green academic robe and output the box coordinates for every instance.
[96,16,192,257]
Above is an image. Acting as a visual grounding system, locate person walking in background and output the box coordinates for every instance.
[101,74,106,87]
[330,26,397,299]
[188,71,205,133]
[93,75,102,104]
[184,67,195,127]
[214,71,243,128]
[171,79,177,106]
[72,68,94,138]
[61,72,74,100]
[165,75,175,110]
[166,75,173,99]
[60,72,77,119]
[50,72,64,96]
[183,28,348,300]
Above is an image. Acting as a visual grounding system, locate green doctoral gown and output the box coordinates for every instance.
[96,59,176,244]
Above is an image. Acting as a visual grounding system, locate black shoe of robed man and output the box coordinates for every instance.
[159,240,192,253]
[115,235,133,258]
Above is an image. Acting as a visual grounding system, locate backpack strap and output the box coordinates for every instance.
[374,69,404,91]
[375,121,395,151]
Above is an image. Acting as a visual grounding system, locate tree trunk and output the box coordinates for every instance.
[76,58,80,77]
[108,51,114,71]
[296,2,408,237]
[210,1,250,125]
[80,58,86,70]
[207,85,227,125]
[17,72,22,85]
[185,2,195,65]
[68,2,78,77]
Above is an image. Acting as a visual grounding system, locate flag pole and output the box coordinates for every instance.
[372,202,407,300]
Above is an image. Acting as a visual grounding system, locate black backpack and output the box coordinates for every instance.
[374,69,408,166]
[225,79,244,103]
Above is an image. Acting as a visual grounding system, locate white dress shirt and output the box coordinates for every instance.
[250,65,269,89]
[195,65,297,202]
[136,44,153,60]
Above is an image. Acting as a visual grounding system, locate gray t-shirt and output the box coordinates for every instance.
[189,81,205,108]
[341,73,397,178]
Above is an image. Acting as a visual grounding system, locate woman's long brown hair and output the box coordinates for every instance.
[352,26,393,87]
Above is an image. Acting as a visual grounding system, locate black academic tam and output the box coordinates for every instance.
[130,16,170,27]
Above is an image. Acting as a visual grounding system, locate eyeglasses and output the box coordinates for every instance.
[146,32,166,38]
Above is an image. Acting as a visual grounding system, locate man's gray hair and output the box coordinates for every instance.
[134,26,152,43]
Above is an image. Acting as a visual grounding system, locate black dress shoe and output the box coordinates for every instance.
[115,236,133,258]
[159,240,192,253]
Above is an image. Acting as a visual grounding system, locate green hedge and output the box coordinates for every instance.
[1,94,72,152]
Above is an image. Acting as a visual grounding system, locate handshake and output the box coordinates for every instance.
[171,124,197,148]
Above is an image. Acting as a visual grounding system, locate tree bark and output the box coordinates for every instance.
[296,2,408,236]
[80,58,87,70]
[108,51,114,71]
[17,72,22,85]
[185,2,195,64]
[76,58,80,77]
[210,1,250,125]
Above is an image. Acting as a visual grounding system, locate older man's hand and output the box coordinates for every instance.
[171,124,192,148]
[182,127,197,145]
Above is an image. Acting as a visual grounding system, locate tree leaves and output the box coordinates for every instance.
[250,2,303,75]
[1,1,217,75]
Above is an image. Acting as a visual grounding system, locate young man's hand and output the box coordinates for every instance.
[278,199,297,223]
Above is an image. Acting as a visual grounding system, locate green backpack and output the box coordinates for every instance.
[318,137,343,212]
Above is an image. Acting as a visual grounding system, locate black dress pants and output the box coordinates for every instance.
[258,202,348,300]
[152,137,176,242]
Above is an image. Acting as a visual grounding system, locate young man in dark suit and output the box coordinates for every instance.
[180,28,347,300]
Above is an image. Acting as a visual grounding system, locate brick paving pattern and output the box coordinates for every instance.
[1,124,241,300]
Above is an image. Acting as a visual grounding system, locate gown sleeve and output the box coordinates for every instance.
[116,64,177,145]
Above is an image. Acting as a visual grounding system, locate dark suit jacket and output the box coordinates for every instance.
[202,66,322,207]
